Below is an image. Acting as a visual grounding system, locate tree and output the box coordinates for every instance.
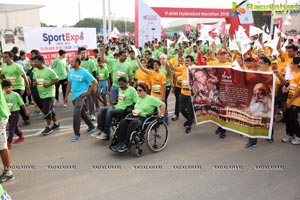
[41,22,57,27]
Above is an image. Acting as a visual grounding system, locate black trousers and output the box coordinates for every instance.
[174,86,181,116]
[179,94,194,126]
[285,105,300,137]
[13,89,30,121]
[55,79,68,101]
[116,118,144,145]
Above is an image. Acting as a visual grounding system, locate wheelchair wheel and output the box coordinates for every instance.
[145,121,168,152]
[135,147,144,157]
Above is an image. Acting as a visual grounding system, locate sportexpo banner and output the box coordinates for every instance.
[23,27,97,65]
[189,66,275,139]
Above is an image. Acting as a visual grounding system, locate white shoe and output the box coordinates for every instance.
[53,99,58,106]
[91,132,101,137]
[96,133,109,140]
[62,104,68,108]
[282,135,294,143]
[90,114,96,121]
[291,136,300,145]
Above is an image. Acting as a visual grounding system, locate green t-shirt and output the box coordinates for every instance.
[1,62,26,90]
[81,59,97,75]
[127,59,139,79]
[159,46,165,53]
[52,58,68,80]
[114,86,138,110]
[96,66,109,81]
[133,95,163,117]
[160,66,171,86]
[0,89,10,121]
[33,67,58,99]
[190,51,198,63]
[152,49,162,60]
[4,91,24,112]
[107,59,132,87]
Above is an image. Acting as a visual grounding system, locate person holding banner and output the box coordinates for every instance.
[245,56,274,148]
[169,55,194,133]
[276,57,300,145]
[208,45,232,139]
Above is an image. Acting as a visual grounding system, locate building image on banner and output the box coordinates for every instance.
[189,66,275,139]
[23,27,97,65]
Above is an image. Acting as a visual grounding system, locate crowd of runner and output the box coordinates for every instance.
[0,31,300,183]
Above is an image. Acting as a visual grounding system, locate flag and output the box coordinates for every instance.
[253,39,263,50]
[262,32,271,43]
[109,27,121,38]
[177,32,189,43]
[249,25,263,36]
[229,39,240,51]
[167,39,174,49]
[283,12,292,25]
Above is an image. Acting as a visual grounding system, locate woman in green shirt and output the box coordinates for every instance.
[111,83,166,153]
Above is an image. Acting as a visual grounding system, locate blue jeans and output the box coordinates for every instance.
[97,106,123,134]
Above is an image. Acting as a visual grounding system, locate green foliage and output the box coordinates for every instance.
[73,18,135,33]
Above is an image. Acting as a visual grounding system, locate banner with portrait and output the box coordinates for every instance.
[189,66,275,139]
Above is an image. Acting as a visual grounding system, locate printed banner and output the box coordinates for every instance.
[23,27,97,65]
[137,0,161,47]
[189,66,275,139]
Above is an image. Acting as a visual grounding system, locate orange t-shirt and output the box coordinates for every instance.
[148,70,166,99]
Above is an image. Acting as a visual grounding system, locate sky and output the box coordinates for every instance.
[0,0,297,27]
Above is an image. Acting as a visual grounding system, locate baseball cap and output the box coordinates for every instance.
[218,48,227,54]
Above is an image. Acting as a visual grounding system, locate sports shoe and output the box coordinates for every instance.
[51,122,60,131]
[53,99,58,106]
[7,142,11,150]
[91,132,101,137]
[291,136,300,145]
[282,135,294,143]
[62,104,68,108]
[14,136,24,144]
[219,132,226,139]
[72,134,80,142]
[171,115,179,121]
[30,110,42,117]
[185,126,192,134]
[85,126,96,134]
[0,171,14,183]
[42,126,53,136]
[96,132,109,140]
[90,114,96,121]
[115,143,128,153]
[245,141,257,148]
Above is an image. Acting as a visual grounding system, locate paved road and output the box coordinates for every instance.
[2,95,300,200]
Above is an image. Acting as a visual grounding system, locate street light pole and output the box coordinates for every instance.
[103,0,107,43]
[108,0,112,37]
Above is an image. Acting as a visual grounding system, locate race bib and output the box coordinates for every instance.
[132,109,142,116]
[182,80,189,89]
[7,77,16,85]
[177,76,182,85]
[36,78,44,87]
[117,71,126,78]
[98,73,104,80]
[118,93,125,103]
[7,103,13,111]
[152,85,161,93]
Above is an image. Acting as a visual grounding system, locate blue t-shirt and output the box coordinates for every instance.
[68,68,95,100]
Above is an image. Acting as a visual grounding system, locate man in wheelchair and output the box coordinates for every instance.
[93,77,138,140]
[110,83,166,153]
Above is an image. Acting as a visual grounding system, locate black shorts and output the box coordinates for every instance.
[41,97,56,119]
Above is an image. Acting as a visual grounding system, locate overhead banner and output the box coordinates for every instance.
[23,27,97,65]
[189,66,275,139]
[136,0,161,47]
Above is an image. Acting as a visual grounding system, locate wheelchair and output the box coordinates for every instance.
[109,111,169,157]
